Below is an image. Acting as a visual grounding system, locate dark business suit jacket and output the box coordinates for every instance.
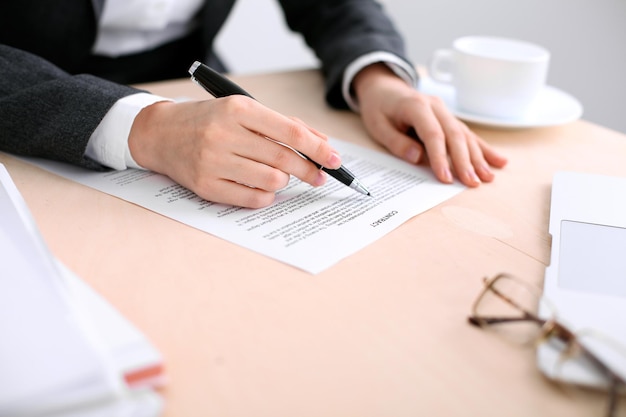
[0,0,411,168]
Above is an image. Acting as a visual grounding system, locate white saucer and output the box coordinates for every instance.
[418,77,584,129]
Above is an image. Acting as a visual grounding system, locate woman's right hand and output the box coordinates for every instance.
[128,96,342,208]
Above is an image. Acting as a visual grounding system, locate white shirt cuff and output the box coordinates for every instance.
[85,93,172,170]
[342,51,418,113]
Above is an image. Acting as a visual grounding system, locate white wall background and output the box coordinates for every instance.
[214,0,626,133]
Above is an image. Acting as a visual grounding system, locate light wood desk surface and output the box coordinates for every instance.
[2,69,626,416]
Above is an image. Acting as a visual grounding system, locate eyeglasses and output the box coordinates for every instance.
[468,273,626,417]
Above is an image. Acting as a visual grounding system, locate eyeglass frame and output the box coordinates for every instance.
[468,273,625,417]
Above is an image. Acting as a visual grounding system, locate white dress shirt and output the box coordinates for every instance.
[85,1,418,170]
[93,0,204,57]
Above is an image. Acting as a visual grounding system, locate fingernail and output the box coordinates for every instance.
[442,168,453,183]
[467,169,481,185]
[313,170,327,186]
[328,152,341,168]
[405,146,421,164]
[479,163,493,179]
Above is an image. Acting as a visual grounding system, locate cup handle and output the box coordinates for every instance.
[430,49,454,84]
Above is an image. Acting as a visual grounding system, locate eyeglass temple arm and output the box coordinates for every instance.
[467,315,545,327]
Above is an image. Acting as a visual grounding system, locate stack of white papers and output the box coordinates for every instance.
[0,163,165,417]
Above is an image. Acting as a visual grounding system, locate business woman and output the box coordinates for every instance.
[0,0,506,207]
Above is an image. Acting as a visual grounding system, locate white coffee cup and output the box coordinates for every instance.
[429,36,550,119]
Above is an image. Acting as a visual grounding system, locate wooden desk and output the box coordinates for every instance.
[2,69,625,417]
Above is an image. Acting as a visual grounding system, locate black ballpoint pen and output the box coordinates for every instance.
[188,61,371,197]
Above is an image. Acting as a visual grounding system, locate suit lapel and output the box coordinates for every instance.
[90,0,105,20]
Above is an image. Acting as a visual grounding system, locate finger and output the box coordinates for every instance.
[288,116,329,141]
[229,97,340,169]
[465,129,494,183]
[192,118,327,189]
[473,129,508,169]
[196,178,278,209]
[218,153,293,192]
[453,123,508,183]
[409,98,454,183]
[234,134,328,187]
[461,126,498,183]
[169,151,282,208]
[367,112,426,165]
[429,100,481,187]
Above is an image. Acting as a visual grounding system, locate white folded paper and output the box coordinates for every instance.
[0,163,164,417]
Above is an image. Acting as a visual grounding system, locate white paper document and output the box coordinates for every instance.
[0,163,164,417]
[22,138,465,274]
